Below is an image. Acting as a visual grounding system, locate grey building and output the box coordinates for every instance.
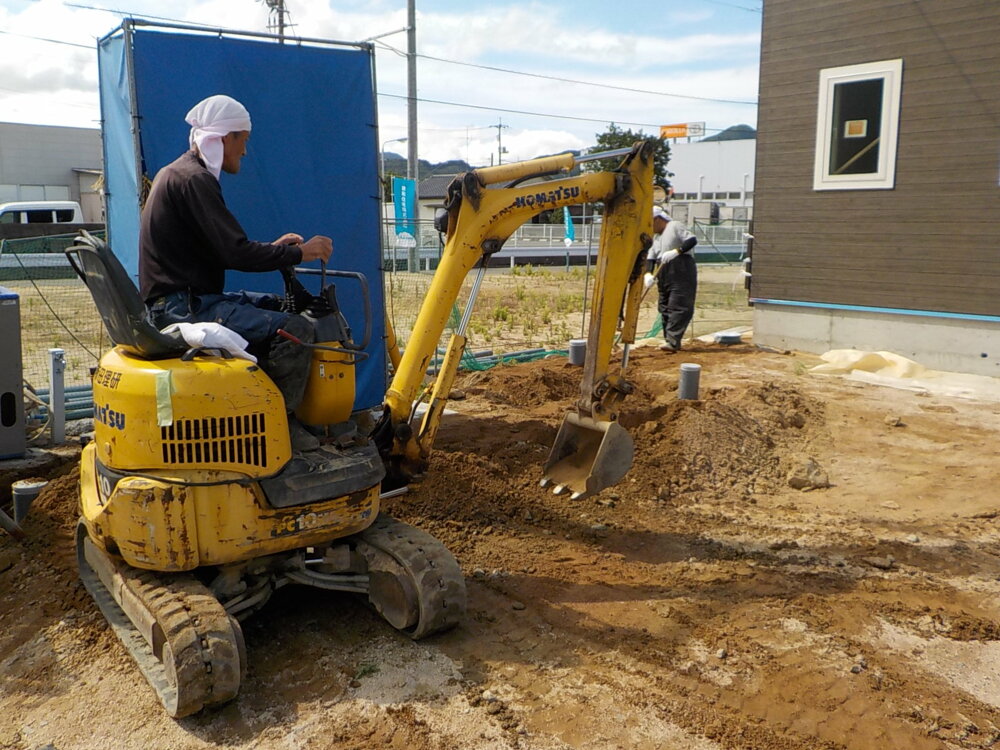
[0,122,104,222]
[751,0,1000,376]
[667,137,755,226]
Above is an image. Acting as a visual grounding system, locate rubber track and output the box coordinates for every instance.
[77,525,242,718]
[358,514,467,639]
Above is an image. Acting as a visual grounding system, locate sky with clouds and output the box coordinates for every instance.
[0,0,762,165]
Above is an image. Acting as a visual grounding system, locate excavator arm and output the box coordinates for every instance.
[375,141,655,496]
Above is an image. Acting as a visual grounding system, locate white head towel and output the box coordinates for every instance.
[185,95,252,179]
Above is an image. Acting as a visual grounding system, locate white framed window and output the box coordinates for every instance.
[813,59,903,190]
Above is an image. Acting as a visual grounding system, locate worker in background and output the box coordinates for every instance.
[139,94,332,451]
[643,205,698,352]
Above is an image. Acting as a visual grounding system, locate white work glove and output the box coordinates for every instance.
[643,272,656,290]
[160,322,258,363]
[660,249,680,264]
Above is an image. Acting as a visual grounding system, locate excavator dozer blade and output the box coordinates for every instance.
[540,412,634,501]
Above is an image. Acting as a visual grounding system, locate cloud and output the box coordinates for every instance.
[0,0,760,162]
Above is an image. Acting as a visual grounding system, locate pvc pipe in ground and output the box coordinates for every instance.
[678,363,701,400]
[12,479,47,525]
[48,349,65,443]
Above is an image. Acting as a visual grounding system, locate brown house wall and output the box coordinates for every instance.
[753,0,1000,316]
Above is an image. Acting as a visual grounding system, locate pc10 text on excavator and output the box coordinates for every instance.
[68,140,655,716]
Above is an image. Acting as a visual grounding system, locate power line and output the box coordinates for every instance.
[699,0,762,12]
[63,2,190,24]
[0,29,93,49]
[0,27,737,131]
[8,7,753,132]
[379,91,718,131]
[384,45,757,107]
[54,4,757,109]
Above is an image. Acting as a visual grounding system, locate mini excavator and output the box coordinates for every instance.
[69,141,655,716]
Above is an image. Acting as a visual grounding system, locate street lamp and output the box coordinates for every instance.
[380,136,410,271]
[381,137,408,194]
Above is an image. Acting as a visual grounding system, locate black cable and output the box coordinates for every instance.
[0,29,93,49]
[396,47,758,107]
[378,91,681,129]
[4,244,101,360]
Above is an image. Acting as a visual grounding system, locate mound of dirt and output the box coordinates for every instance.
[444,358,825,513]
[461,359,582,412]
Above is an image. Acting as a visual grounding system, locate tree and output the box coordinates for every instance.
[582,123,671,190]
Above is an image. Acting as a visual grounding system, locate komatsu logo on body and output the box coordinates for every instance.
[513,185,580,209]
[94,403,126,430]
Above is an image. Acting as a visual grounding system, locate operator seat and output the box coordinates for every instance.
[66,230,186,359]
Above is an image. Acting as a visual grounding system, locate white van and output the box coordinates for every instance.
[0,201,84,225]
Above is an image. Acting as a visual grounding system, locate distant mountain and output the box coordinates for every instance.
[382,153,472,180]
[701,124,757,142]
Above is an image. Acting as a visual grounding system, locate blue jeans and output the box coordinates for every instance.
[147,290,314,410]
[147,291,289,350]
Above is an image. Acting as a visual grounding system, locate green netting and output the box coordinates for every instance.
[458,346,564,371]
[446,301,664,373]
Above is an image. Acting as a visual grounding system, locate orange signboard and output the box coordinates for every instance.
[660,122,706,139]
[660,123,688,139]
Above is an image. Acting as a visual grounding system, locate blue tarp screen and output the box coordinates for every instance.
[98,26,386,410]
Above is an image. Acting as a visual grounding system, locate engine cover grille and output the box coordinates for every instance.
[160,413,268,467]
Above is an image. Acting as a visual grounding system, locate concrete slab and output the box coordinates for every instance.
[753,303,1000,378]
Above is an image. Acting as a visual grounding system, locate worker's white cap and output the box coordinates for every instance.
[185,95,252,180]
[652,205,671,222]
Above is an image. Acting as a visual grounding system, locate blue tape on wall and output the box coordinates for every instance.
[99,26,386,410]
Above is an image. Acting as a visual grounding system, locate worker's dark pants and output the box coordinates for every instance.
[657,254,697,349]
[147,291,315,411]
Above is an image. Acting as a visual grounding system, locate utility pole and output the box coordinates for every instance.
[261,0,287,41]
[406,0,419,271]
[494,118,509,165]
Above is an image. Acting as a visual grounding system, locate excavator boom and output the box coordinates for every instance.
[378,141,655,497]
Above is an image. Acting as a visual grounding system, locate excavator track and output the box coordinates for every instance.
[357,514,466,639]
[76,521,245,718]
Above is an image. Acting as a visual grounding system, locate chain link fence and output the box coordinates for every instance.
[381,218,754,363]
[3,227,753,397]
[1,232,108,389]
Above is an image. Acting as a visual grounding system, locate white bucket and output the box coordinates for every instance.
[568,338,587,366]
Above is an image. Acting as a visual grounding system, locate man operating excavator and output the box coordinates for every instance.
[138,94,332,450]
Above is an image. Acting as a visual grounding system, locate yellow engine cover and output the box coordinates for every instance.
[295,342,356,426]
[92,348,292,476]
[79,444,380,570]
[81,346,380,571]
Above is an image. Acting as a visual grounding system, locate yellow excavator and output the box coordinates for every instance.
[68,141,654,717]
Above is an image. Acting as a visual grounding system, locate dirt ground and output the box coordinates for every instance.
[4,342,1000,750]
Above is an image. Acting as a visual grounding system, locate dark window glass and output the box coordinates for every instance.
[55,209,74,221]
[25,210,54,223]
[0,213,15,224]
[1,391,15,427]
[829,78,883,175]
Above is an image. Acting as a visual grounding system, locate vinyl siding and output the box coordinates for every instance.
[753,0,1000,316]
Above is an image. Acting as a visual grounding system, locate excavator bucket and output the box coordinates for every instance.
[540,412,634,501]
